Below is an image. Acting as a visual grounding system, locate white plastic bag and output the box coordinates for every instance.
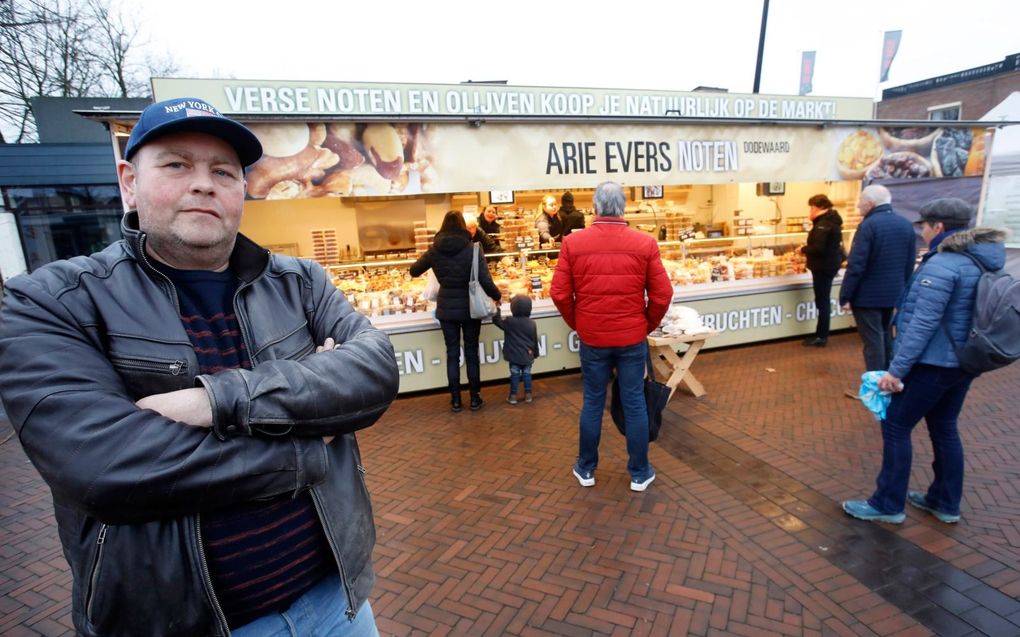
[423,270,440,302]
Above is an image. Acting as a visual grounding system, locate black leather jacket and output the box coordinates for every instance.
[802,209,845,275]
[0,213,399,636]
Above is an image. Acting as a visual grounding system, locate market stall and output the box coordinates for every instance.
[89,79,996,392]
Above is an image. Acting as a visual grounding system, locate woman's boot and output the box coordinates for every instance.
[450,383,463,412]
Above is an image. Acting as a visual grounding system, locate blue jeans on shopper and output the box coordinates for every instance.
[577,340,653,482]
[509,363,533,395]
[232,575,378,637]
[868,364,974,516]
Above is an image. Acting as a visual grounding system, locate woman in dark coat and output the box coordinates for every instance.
[800,194,844,346]
[410,211,502,412]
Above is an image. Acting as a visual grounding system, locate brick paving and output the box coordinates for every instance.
[2,331,1019,636]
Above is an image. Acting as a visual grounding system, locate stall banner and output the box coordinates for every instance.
[153,77,872,121]
[388,284,853,393]
[880,31,903,82]
[239,121,990,200]
[799,51,816,96]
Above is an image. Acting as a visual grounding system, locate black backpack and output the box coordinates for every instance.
[943,252,1020,376]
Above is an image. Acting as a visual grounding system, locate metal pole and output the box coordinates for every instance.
[752,0,770,93]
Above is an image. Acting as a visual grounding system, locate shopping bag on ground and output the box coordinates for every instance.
[610,351,670,442]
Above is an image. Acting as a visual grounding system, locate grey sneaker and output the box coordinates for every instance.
[841,500,905,524]
[524,393,533,403]
[907,491,960,523]
[506,394,518,405]
[572,465,595,487]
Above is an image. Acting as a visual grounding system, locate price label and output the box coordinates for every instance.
[680,228,696,241]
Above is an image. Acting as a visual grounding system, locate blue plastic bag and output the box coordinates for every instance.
[858,371,892,421]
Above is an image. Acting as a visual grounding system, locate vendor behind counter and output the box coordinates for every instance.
[464,214,499,254]
[479,206,501,235]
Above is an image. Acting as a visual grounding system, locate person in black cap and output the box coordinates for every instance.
[558,191,585,237]
[842,198,1007,525]
[0,97,398,636]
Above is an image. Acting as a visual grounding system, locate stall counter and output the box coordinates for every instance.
[384,274,854,393]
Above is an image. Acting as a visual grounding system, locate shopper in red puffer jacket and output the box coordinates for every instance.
[551,181,673,493]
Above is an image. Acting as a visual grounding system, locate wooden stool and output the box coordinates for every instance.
[647,332,718,400]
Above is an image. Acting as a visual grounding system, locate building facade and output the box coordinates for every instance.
[877,53,1020,120]
[0,98,148,278]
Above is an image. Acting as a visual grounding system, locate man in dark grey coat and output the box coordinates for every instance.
[840,185,917,386]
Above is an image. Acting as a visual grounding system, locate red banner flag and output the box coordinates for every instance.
[799,51,816,96]
[880,30,902,82]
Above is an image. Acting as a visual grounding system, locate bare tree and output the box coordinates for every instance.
[0,0,178,142]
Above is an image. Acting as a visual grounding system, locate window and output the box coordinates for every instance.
[928,102,961,121]
[4,185,123,271]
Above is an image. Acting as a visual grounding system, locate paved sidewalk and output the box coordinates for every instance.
[2,332,1018,636]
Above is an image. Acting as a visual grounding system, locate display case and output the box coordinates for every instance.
[325,247,565,333]
[318,227,856,393]
[323,228,858,334]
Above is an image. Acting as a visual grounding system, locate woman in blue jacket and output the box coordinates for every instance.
[842,198,1007,525]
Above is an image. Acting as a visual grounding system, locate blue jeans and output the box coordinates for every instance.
[868,364,973,516]
[852,307,895,371]
[439,319,482,393]
[509,363,533,395]
[578,340,652,482]
[232,575,378,637]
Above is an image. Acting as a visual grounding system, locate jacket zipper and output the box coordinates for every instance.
[84,524,108,623]
[110,355,187,376]
[310,487,358,620]
[232,277,260,365]
[233,265,358,617]
[137,235,182,315]
[185,263,267,634]
[195,514,230,635]
[135,233,266,634]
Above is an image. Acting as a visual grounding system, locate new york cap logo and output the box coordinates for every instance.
[124,97,263,167]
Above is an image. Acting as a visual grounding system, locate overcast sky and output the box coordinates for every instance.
[133,0,1018,100]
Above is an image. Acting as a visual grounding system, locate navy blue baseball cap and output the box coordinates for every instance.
[124,97,263,167]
